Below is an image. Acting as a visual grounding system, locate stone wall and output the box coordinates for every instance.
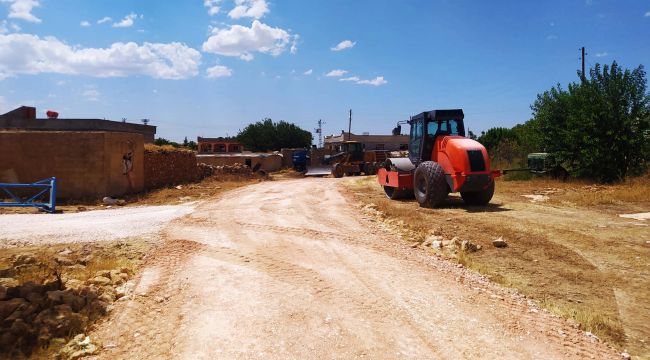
[143,148,201,189]
[196,153,283,172]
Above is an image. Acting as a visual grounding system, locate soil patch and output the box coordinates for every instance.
[343,176,650,358]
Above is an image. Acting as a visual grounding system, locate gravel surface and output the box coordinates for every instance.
[0,204,195,248]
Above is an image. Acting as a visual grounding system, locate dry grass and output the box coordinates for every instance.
[555,176,650,207]
[497,175,650,208]
[342,175,649,356]
[540,298,626,344]
[124,174,263,206]
[144,143,193,152]
[0,238,152,286]
[0,174,264,215]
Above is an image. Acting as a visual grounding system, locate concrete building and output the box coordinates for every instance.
[0,106,153,199]
[0,106,156,143]
[0,130,144,199]
[324,131,409,151]
[197,137,243,154]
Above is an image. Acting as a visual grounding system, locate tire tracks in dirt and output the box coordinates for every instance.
[87,178,621,359]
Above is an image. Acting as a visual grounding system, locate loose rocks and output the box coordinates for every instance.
[492,237,508,248]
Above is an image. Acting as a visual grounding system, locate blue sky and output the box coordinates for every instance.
[0,0,649,142]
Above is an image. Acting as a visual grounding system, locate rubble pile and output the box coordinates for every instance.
[0,254,134,358]
[209,163,254,176]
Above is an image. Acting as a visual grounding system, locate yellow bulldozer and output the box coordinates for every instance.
[305,141,389,177]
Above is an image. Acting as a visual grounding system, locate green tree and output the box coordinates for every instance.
[154,138,181,147]
[532,61,650,182]
[237,118,313,152]
[477,127,518,151]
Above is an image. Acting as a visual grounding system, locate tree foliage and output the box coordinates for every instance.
[532,62,649,182]
[477,61,649,182]
[154,138,180,147]
[477,127,518,151]
[237,118,313,152]
[154,137,197,150]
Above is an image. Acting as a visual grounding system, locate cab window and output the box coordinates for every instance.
[426,119,461,137]
[409,121,422,159]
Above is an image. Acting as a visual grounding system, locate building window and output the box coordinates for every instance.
[399,144,408,150]
[229,145,240,152]
[215,144,226,152]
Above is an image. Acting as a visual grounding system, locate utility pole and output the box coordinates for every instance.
[315,119,325,148]
[581,47,586,81]
[347,109,352,141]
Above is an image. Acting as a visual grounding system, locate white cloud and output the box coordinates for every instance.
[325,69,347,77]
[82,89,100,101]
[113,13,138,28]
[357,76,387,86]
[645,11,650,17]
[595,52,608,57]
[228,0,269,19]
[0,20,18,33]
[80,20,90,27]
[303,69,312,75]
[546,34,558,40]
[204,0,221,15]
[0,33,201,80]
[206,64,232,78]
[334,74,388,86]
[97,17,112,24]
[202,20,294,61]
[2,0,41,23]
[331,40,355,51]
[239,53,254,61]
[290,34,299,54]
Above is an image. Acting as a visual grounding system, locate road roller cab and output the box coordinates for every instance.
[378,109,500,207]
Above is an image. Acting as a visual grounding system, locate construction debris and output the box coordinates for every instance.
[492,237,508,248]
[102,197,126,206]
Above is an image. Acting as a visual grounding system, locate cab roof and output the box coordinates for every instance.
[410,109,464,123]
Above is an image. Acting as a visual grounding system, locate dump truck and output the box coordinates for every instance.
[305,141,388,177]
[378,109,501,207]
[291,149,309,172]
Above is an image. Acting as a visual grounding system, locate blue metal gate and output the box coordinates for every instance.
[0,177,57,213]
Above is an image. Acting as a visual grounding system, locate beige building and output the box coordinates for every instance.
[324,131,409,151]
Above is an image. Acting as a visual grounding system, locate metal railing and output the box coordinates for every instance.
[0,177,57,213]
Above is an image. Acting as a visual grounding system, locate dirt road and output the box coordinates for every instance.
[0,204,195,247]
[89,178,619,359]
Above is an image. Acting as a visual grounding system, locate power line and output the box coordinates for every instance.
[580,46,587,81]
